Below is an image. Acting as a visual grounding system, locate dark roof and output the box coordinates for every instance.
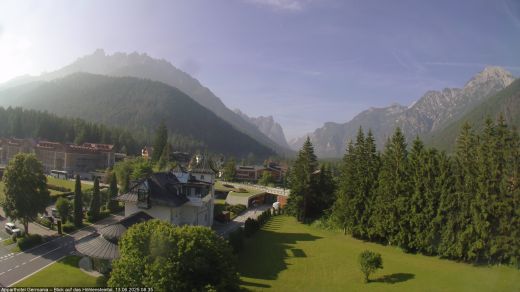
[116,172,189,207]
[75,211,154,260]
[147,172,188,207]
[75,234,119,260]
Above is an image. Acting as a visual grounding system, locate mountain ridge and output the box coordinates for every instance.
[0,49,293,156]
[290,66,515,157]
[0,72,276,158]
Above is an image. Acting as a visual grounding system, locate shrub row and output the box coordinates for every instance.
[17,234,43,251]
[225,204,246,215]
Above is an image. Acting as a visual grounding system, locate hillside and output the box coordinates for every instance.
[0,73,275,158]
[0,49,292,155]
[290,66,515,157]
[425,78,520,151]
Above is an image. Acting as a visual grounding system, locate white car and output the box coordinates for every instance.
[4,222,21,235]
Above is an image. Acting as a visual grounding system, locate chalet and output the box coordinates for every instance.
[75,155,216,263]
[117,155,215,227]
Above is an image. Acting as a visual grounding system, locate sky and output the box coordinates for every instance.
[0,0,519,140]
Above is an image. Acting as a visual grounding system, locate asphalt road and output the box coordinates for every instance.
[0,215,121,287]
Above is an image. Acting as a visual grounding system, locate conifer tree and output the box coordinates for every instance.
[89,177,101,221]
[73,175,83,227]
[372,128,410,246]
[287,137,318,222]
[151,122,168,163]
[107,173,119,213]
[332,141,356,234]
[452,122,478,260]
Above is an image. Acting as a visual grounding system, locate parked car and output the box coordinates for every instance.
[5,222,21,235]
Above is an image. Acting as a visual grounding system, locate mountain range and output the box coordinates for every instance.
[0,73,275,158]
[1,49,517,159]
[0,49,292,156]
[290,66,517,157]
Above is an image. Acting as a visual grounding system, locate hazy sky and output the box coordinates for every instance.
[1,0,519,139]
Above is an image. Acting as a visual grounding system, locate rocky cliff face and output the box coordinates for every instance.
[234,109,290,149]
[290,66,515,157]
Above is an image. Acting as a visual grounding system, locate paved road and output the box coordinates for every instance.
[213,204,271,237]
[0,215,122,287]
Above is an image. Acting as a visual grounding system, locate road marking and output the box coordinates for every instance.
[22,262,26,265]
[7,269,11,272]
[8,254,66,287]
[0,272,4,276]
[14,265,19,269]
[28,246,61,262]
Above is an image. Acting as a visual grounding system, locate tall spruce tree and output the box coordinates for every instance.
[332,141,356,234]
[451,122,478,260]
[408,139,441,254]
[151,121,168,163]
[89,177,101,221]
[372,127,410,246]
[73,175,83,227]
[107,173,119,213]
[287,137,318,222]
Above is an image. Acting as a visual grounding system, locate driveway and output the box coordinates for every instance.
[213,204,272,237]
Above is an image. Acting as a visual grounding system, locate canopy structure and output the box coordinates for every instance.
[75,211,153,260]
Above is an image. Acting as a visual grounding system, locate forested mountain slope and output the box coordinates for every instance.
[0,73,275,158]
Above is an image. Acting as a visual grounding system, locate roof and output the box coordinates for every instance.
[116,172,189,207]
[189,155,216,174]
[75,211,153,260]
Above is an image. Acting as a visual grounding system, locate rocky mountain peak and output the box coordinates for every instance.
[464,66,514,89]
[233,109,289,148]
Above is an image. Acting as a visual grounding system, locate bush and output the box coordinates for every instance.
[225,204,246,215]
[17,234,43,251]
[237,188,248,193]
[222,183,234,188]
[358,250,383,283]
[228,227,244,253]
[244,218,260,237]
[62,222,77,233]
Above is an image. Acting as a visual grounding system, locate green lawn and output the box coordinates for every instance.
[14,256,100,287]
[47,176,90,191]
[238,216,520,292]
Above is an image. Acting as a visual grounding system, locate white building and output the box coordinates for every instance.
[117,155,215,227]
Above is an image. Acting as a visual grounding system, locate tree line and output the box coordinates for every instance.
[0,107,141,154]
[289,115,519,266]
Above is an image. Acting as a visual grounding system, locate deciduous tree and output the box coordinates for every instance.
[1,154,49,234]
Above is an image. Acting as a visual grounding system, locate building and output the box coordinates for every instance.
[0,138,34,164]
[141,146,153,160]
[0,138,115,176]
[117,155,216,227]
[234,161,288,182]
[235,165,265,181]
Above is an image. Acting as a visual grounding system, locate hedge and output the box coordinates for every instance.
[17,234,43,250]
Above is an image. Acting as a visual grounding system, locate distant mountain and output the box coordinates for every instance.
[425,78,520,151]
[0,73,275,158]
[0,49,292,155]
[290,66,515,157]
[234,109,289,148]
